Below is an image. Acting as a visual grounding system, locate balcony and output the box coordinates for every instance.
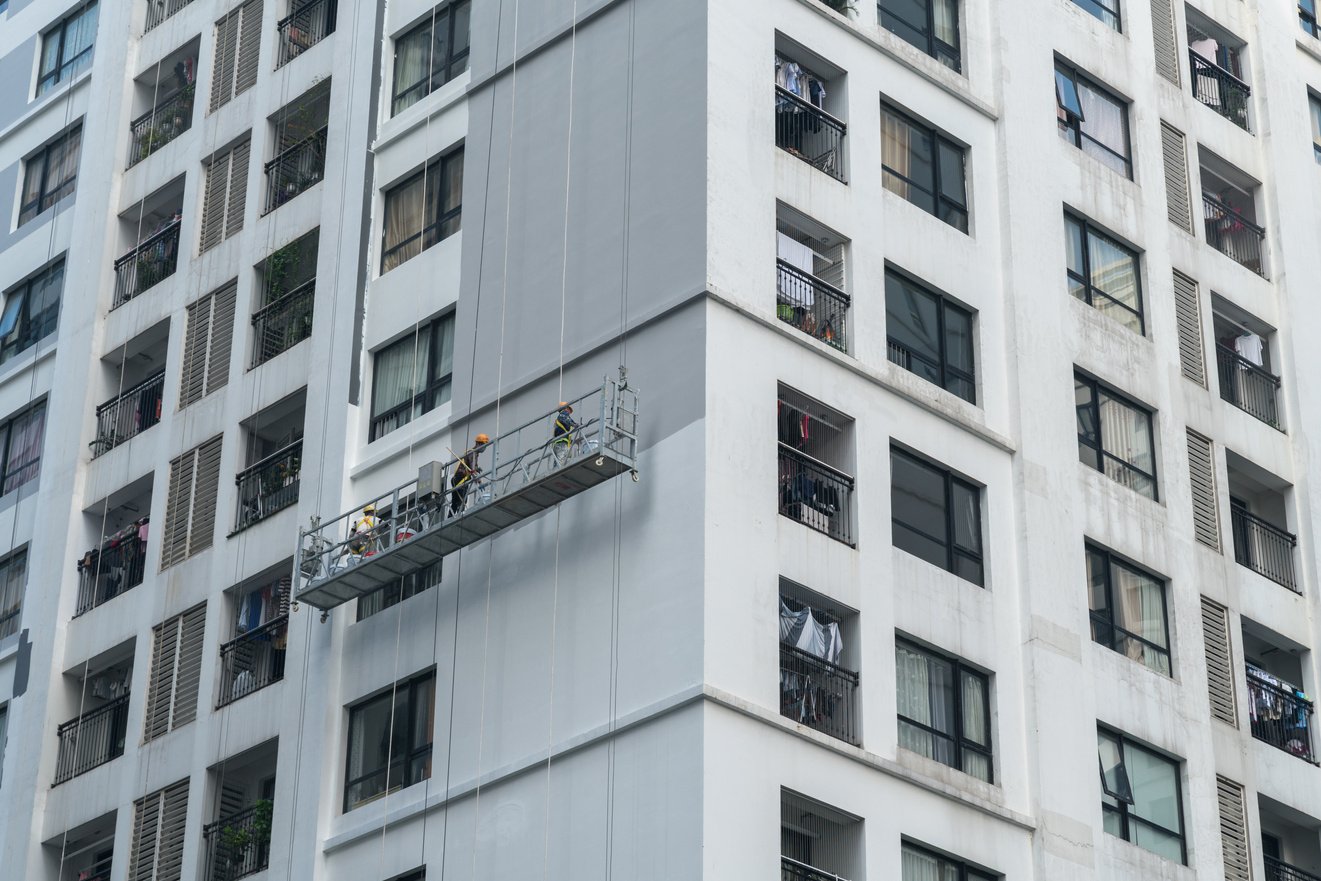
[1232,506,1297,592]
[277,0,337,67]
[218,615,288,707]
[777,260,849,352]
[252,279,315,366]
[76,523,149,616]
[203,801,273,881]
[1189,50,1251,131]
[235,440,302,533]
[1217,345,1281,428]
[53,694,130,784]
[91,371,165,457]
[145,0,197,32]
[128,87,196,166]
[782,857,849,881]
[1267,856,1321,881]
[113,219,181,309]
[780,643,859,745]
[1247,667,1315,763]
[1203,192,1266,276]
[264,127,327,214]
[775,87,847,182]
[778,446,854,546]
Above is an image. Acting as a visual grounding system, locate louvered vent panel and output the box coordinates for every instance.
[1188,429,1220,550]
[206,282,237,395]
[1161,122,1193,233]
[210,9,240,111]
[128,787,162,881]
[188,436,223,556]
[1174,270,1206,387]
[223,141,250,241]
[180,293,212,407]
[155,780,190,881]
[170,604,206,728]
[1151,0,1181,86]
[161,449,196,568]
[1216,775,1251,881]
[1202,596,1238,727]
[199,152,231,252]
[234,0,263,96]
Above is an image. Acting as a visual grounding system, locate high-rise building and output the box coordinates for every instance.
[2,0,1321,879]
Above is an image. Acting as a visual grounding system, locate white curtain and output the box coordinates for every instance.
[881,110,913,190]
[896,645,953,764]
[1078,80,1128,174]
[372,335,422,420]
[902,845,958,881]
[933,0,957,47]
[1099,392,1152,494]
[4,405,44,493]
[1114,565,1169,674]
[382,175,424,271]
[62,4,100,78]
[779,600,843,665]
[393,24,430,111]
[960,673,990,781]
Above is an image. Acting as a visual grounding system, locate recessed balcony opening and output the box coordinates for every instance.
[774,36,847,182]
[1186,10,1251,131]
[205,739,278,881]
[1242,619,1314,763]
[252,229,318,367]
[91,319,168,458]
[780,789,862,881]
[218,563,291,707]
[234,390,305,533]
[1259,793,1321,881]
[1199,151,1266,277]
[264,81,331,214]
[1212,297,1281,430]
[777,385,855,546]
[113,178,185,309]
[277,0,338,67]
[46,810,117,881]
[128,37,200,166]
[53,641,134,785]
[76,474,152,617]
[776,204,849,352]
[779,578,859,745]
[1226,451,1296,592]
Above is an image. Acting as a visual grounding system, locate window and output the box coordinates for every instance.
[36,2,98,96]
[210,0,261,112]
[128,779,189,881]
[0,261,62,367]
[0,704,7,789]
[1305,1,1319,38]
[0,550,26,641]
[345,672,435,811]
[1064,213,1143,333]
[392,1,471,115]
[161,435,223,568]
[19,125,82,226]
[180,282,237,407]
[1085,545,1170,675]
[381,148,464,272]
[0,403,45,495]
[369,314,455,441]
[1098,728,1185,863]
[885,269,975,403]
[878,0,960,71]
[1310,93,1321,162]
[890,446,983,585]
[143,604,206,741]
[902,843,996,881]
[358,560,442,620]
[881,104,968,232]
[1055,62,1131,178]
[896,639,992,781]
[1071,0,1119,31]
[200,139,251,251]
[1075,372,1156,499]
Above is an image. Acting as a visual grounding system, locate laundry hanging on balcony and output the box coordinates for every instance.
[779,600,843,665]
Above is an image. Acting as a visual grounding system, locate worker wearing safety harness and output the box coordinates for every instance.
[450,434,489,515]
[552,402,577,461]
[349,504,379,555]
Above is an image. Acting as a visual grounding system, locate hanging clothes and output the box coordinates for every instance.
[779,600,843,665]
[1235,332,1264,367]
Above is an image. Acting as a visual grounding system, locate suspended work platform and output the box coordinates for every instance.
[295,376,639,611]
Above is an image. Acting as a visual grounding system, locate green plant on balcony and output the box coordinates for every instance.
[214,799,273,880]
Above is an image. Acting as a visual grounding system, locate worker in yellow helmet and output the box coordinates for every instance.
[349,503,378,555]
[552,401,577,462]
[450,433,490,515]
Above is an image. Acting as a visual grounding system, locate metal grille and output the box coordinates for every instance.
[779,643,859,745]
[203,801,273,881]
[129,779,189,881]
[1186,430,1219,550]
[1150,0,1180,85]
[1190,50,1252,131]
[1161,123,1193,233]
[775,86,847,183]
[93,372,165,456]
[113,221,182,309]
[217,615,287,707]
[234,439,302,532]
[1216,345,1281,428]
[1216,775,1250,881]
[1231,506,1298,592]
[1201,596,1238,726]
[181,283,237,407]
[277,0,336,67]
[1203,192,1266,277]
[144,604,206,741]
[1247,669,1316,762]
[162,437,224,568]
[145,0,196,33]
[53,694,130,784]
[211,0,262,111]
[200,142,251,252]
[1172,270,1205,386]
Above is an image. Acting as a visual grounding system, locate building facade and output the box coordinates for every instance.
[1,0,1321,879]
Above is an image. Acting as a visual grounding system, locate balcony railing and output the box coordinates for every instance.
[1189,50,1252,131]
[76,531,148,617]
[775,86,847,183]
[264,127,328,214]
[218,615,288,707]
[128,86,195,166]
[252,279,315,366]
[145,0,196,32]
[1231,506,1298,592]
[235,439,302,532]
[70,852,114,881]
[277,0,337,67]
[1203,193,1266,277]
[113,220,181,309]
[1266,855,1321,881]
[1247,669,1315,763]
[1216,345,1281,429]
[782,856,849,881]
[780,643,859,745]
[203,801,273,881]
[53,694,130,784]
[776,260,849,352]
[778,445,854,546]
[92,372,165,457]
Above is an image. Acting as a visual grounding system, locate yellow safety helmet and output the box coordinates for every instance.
[362,504,375,514]
[475,433,491,444]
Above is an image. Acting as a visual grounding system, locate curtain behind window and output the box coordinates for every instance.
[62,4,100,77]
[383,174,424,271]
[901,845,958,881]
[1099,392,1152,494]
[393,23,431,113]
[373,333,424,421]
[933,0,957,47]
[960,672,990,780]
[881,111,914,191]
[3,406,44,494]
[1114,565,1169,673]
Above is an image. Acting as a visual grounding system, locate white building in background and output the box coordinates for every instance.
[1,0,1321,879]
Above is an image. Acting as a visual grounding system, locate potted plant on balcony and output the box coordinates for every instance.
[215,799,274,881]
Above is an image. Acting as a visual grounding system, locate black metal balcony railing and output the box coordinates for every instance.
[782,856,849,881]
[53,694,130,784]
[776,260,849,352]
[203,801,273,881]
[76,534,148,617]
[1189,50,1252,131]
[1216,345,1281,429]
[235,440,302,532]
[1203,193,1266,277]
[218,616,288,707]
[1232,506,1298,592]
[1266,854,1321,881]
[778,445,855,546]
[92,371,166,457]
[264,127,328,214]
[128,87,195,166]
[252,279,315,366]
[775,86,847,183]
[277,0,337,67]
[1247,669,1316,763]
[780,643,859,745]
[145,0,196,32]
[72,852,114,881]
[113,220,182,309]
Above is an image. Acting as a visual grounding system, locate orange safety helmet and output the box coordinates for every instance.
[475,433,491,444]
[559,401,573,413]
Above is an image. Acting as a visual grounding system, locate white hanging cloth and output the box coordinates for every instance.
[779,600,843,665]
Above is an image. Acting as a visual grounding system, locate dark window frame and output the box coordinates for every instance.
[1074,372,1158,499]
[881,103,969,232]
[0,547,26,642]
[890,446,984,586]
[380,146,464,273]
[368,313,456,441]
[901,842,997,881]
[0,260,63,366]
[357,560,442,620]
[391,0,471,116]
[1304,0,1319,38]
[1310,92,1321,163]
[1055,61,1132,178]
[1071,0,1121,32]
[1097,728,1187,864]
[885,267,976,403]
[1064,213,1144,333]
[0,402,45,496]
[896,638,994,782]
[19,125,82,226]
[1085,544,1171,675]
[877,0,961,72]
[344,671,435,812]
[36,1,98,96]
